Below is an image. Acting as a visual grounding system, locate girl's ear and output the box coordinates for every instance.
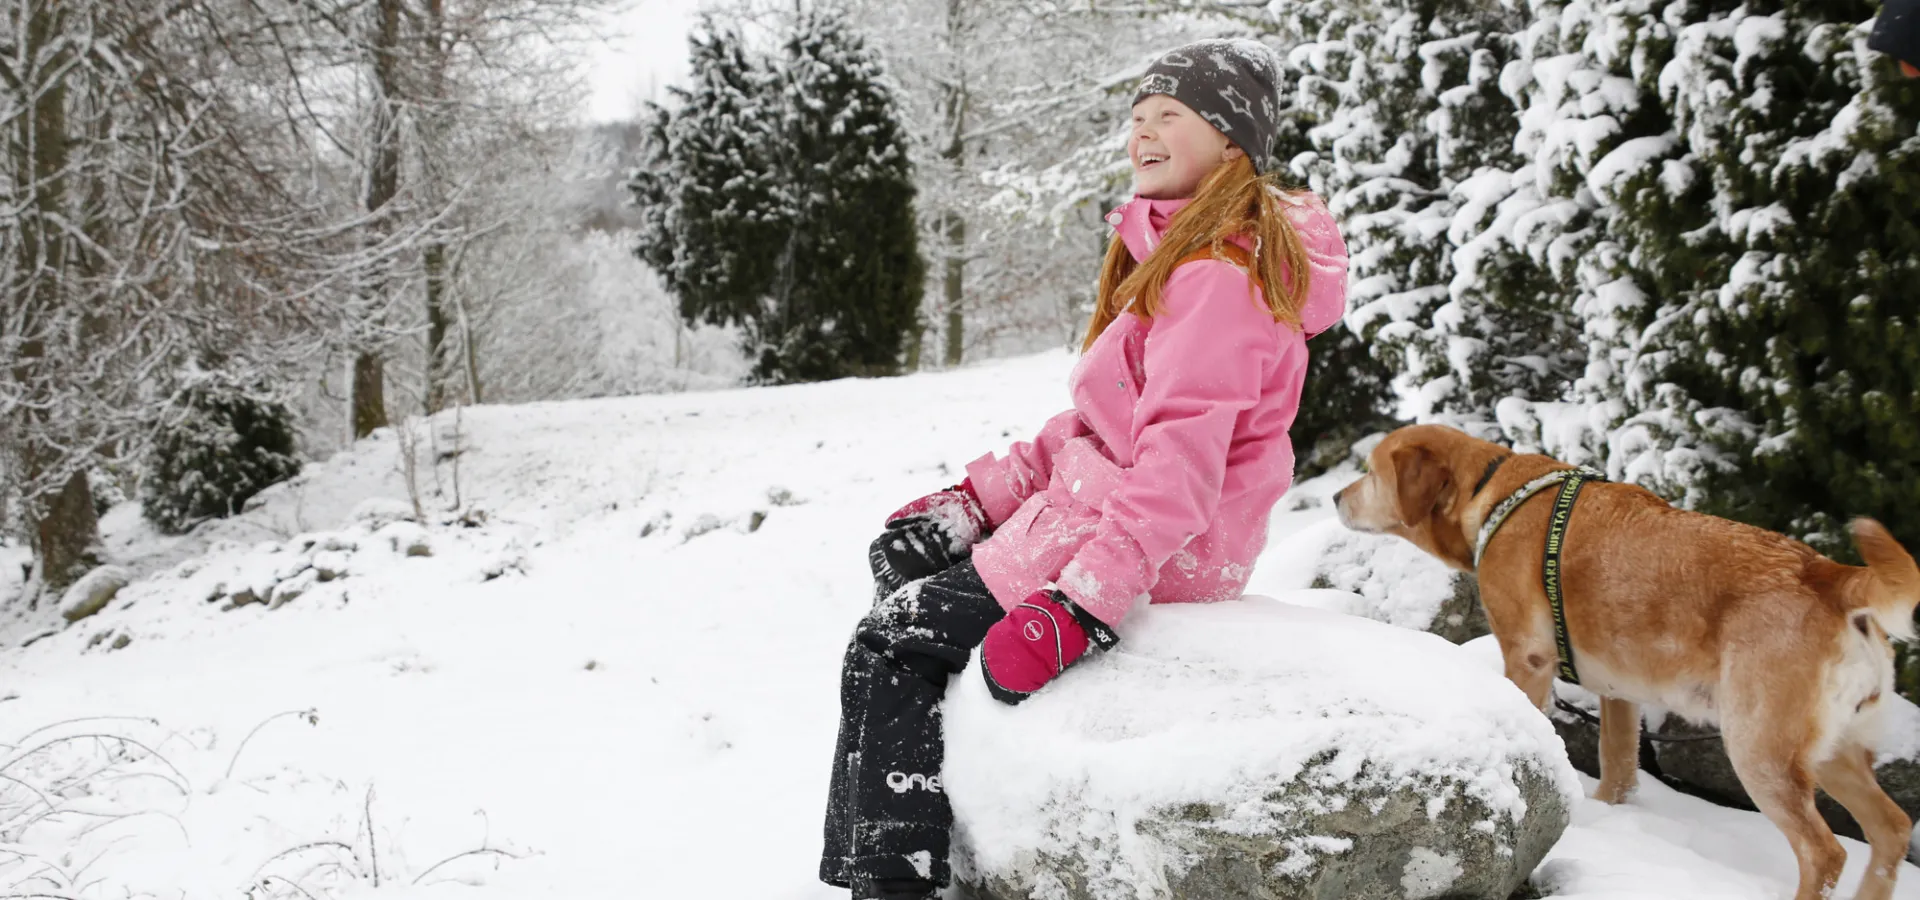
[1222,144,1245,161]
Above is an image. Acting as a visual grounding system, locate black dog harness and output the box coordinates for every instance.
[1471,458,1608,685]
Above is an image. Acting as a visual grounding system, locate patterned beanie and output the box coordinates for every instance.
[1130,39,1285,174]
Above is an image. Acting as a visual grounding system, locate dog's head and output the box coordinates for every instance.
[1333,425,1491,569]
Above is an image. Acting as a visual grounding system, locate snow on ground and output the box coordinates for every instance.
[2,349,1917,899]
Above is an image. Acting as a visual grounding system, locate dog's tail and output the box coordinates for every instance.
[1851,517,1919,642]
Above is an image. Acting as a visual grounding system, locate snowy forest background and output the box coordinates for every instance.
[3,0,1918,691]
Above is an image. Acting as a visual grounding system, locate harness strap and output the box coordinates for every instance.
[1472,464,1607,685]
[1542,471,1599,685]
[1473,468,1595,567]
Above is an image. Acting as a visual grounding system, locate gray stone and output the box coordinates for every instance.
[312,550,351,582]
[946,598,1578,900]
[958,764,1569,900]
[1427,575,1491,645]
[1309,529,1489,643]
[269,569,318,609]
[59,565,132,623]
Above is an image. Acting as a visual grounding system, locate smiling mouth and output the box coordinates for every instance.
[1137,154,1167,171]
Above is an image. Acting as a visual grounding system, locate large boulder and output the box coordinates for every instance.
[1305,523,1489,645]
[945,595,1578,900]
[60,565,132,623]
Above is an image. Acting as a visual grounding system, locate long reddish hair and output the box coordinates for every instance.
[1084,155,1313,352]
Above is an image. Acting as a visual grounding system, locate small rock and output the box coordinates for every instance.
[682,514,725,540]
[312,550,351,582]
[375,521,432,557]
[60,565,132,624]
[351,497,417,529]
[748,510,767,532]
[223,587,261,611]
[110,634,131,651]
[272,556,312,581]
[270,570,318,609]
[319,534,358,553]
[768,486,803,507]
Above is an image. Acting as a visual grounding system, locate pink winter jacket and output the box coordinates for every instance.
[964,193,1350,628]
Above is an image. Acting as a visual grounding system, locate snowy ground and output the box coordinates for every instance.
[2,349,1916,899]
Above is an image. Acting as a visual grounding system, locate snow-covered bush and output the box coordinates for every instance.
[141,368,302,535]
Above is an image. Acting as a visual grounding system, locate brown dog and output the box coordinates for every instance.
[1333,424,1919,900]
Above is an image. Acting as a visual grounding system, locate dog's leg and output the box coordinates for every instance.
[1492,619,1558,711]
[1593,697,1640,804]
[1814,742,1910,900]
[1723,704,1846,900]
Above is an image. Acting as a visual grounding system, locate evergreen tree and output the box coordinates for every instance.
[630,6,922,384]
[1618,1,1920,556]
[1264,51,1400,475]
[1487,0,1920,548]
[758,5,924,383]
[141,366,302,536]
[632,15,786,335]
[1269,0,1570,443]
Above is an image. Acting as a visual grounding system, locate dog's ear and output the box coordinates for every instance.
[1390,443,1452,528]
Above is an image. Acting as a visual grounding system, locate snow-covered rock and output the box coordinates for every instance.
[350,496,417,529]
[1303,521,1489,644]
[59,565,133,623]
[946,595,1578,900]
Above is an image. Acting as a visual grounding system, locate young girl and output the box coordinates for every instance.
[819,39,1350,900]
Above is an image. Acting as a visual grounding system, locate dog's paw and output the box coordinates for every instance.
[1591,779,1636,805]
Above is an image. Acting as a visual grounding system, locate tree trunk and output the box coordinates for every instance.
[33,469,100,596]
[352,352,388,437]
[938,16,968,368]
[424,241,452,413]
[943,211,965,367]
[9,4,101,598]
[351,0,404,439]
[420,0,456,414]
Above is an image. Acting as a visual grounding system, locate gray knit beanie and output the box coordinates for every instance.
[1130,39,1285,174]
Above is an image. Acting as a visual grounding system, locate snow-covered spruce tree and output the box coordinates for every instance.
[141,367,302,536]
[1615,2,1919,555]
[1260,52,1399,476]
[1262,0,1571,441]
[755,5,923,383]
[632,7,922,384]
[632,14,787,341]
[1492,0,1920,553]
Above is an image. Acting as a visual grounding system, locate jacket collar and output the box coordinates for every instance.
[1106,195,1260,264]
[1106,196,1192,263]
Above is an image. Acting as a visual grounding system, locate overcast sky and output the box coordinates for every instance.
[585,0,704,122]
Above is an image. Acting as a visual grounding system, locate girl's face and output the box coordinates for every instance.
[1129,94,1242,200]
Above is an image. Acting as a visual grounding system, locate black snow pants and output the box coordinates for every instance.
[818,557,1003,889]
